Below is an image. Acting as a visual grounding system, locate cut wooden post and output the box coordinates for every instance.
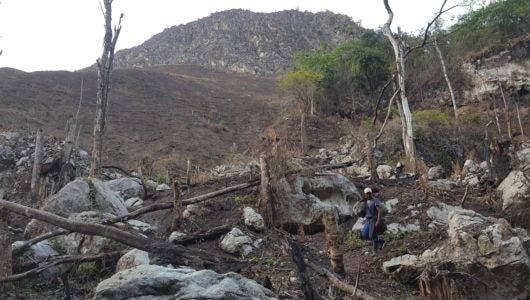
[171,180,182,231]
[259,153,274,228]
[323,209,344,275]
[30,129,43,204]
[0,208,12,282]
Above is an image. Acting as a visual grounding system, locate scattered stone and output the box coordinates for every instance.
[94,265,276,299]
[427,202,461,226]
[516,148,530,168]
[462,159,478,177]
[124,197,143,210]
[243,207,265,231]
[428,179,458,191]
[352,217,366,232]
[427,165,445,180]
[105,177,144,200]
[156,183,171,191]
[376,164,393,180]
[116,249,149,272]
[168,231,187,243]
[387,222,421,235]
[497,170,529,210]
[385,198,399,214]
[220,228,253,256]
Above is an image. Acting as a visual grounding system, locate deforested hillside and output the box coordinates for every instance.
[0,65,284,171]
[111,9,364,74]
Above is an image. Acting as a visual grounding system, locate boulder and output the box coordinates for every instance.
[462,159,478,177]
[124,197,143,210]
[279,173,361,227]
[105,177,144,200]
[12,240,66,279]
[94,265,276,300]
[243,207,265,231]
[387,222,421,235]
[497,170,529,210]
[427,165,445,180]
[25,178,128,237]
[516,148,530,168]
[384,209,530,298]
[116,249,149,272]
[376,165,393,180]
[220,228,253,256]
[384,198,399,214]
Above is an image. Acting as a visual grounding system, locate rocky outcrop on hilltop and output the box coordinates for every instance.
[113,9,364,74]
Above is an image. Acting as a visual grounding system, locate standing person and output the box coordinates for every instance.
[360,187,385,255]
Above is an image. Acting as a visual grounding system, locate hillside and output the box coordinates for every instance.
[112,9,364,74]
[0,65,284,172]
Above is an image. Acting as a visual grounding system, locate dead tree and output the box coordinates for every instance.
[382,0,456,172]
[434,35,460,134]
[171,180,182,231]
[30,129,43,204]
[288,237,320,300]
[514,100,525,137]
[419,266,489,300]
[322,209,344,275]
[259,153,275,228]
[90,0,123,177]
[0,208,12,281]
[186,159,192,189]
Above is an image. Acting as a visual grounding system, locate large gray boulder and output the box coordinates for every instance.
[376,165,393,180]
[12,240,67,279]
[244,207,265,232]
[384,209,530,298]
[25,178,128,237]
[220,227,253,256]
[116,249,150,272]
[280,173,361,227]
[427,165,445,180]
[516,148,530,168]
[94,265,276,299]
[498,170,529,210]
[105,177,144,200]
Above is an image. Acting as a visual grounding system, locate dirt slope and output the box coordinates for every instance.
[0,65,286,172]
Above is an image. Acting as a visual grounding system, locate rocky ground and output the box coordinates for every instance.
[1,130,529,299]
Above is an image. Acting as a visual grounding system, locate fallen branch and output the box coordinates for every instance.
[307,261,375,300]
[1,251,123,284]
[103,180,260,224]
[12,229,69,256]
[173,225,231,245]
[460,185,470,208]
[0,199,206,265]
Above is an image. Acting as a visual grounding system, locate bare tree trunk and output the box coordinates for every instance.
[90,1,123,177]
[300,109,307,153]
[259,153,274,228]
[434,35,460,134]
[171,180,182,231]
[382,4,417,172]
[30,129,43,204]
[493,99,503,138]
[186,159,192,189]
[323,210,344,275]
[0,208,12,281]
[310,98,315,116]
[515,101,525,137]
[498,82,512,139]
[365,135,379,183]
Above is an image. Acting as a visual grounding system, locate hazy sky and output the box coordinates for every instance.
[0,0,469,72]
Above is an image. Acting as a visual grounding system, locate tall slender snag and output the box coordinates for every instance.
[30,129,43,204]
[498,82,512,139]
[434,35,460,134]
[259,153,274,227]
[171,180,182,231]
[90,0,123,177]
[515,101,525,137]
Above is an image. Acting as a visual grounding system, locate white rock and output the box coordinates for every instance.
[428,179,458,191]
[168,231,187,243]
[124,197,143,209]
[243,207,265,231]
[105,177,144,200]
[387,222,421,235]
[462,159,478,177]
[352,217,366,232]
[94,265,276,300]
[376,165,393,180]
[497,170,529,210]
[156,183,171,191]
[116,249,149,272]
[220,228,252,256]
[385,198,399,214]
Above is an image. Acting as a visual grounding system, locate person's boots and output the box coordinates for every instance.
[371,240,379,256]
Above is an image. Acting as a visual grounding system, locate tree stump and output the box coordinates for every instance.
[323,209,344,275]
[259,153,274,228]
[171,180,182,231]
[419,266,489,300]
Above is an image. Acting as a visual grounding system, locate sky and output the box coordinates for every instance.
[0,0,470,72]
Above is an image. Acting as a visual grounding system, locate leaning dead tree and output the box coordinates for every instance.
[90,0,123,177]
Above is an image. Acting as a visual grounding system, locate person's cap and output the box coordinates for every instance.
[364,187,373,194]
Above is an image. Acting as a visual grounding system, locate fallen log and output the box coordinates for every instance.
[307,261,375,300]
[173,225,231,246]
[12,229,69,256]
[103,180,260,224]
[1,251,124,284]
[0,199,207,265]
